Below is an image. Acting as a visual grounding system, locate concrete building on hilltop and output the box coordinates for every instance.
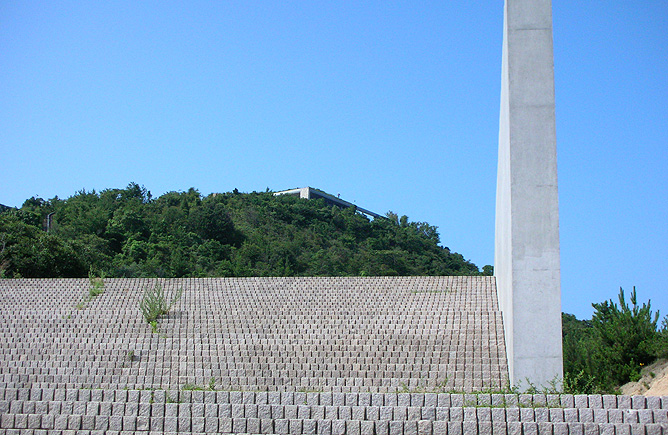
[274,186,383,219]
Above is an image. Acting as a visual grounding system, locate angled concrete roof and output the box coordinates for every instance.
[274,187,383,219]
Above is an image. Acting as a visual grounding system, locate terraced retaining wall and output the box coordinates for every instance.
[1,277,507,393]
[2,388,668,434]
[1,277,666,433]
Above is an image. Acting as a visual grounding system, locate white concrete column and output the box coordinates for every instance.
[495,0,563,388]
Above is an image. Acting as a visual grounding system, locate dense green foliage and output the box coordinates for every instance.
[562,287,668,393]
[0,183,483,278]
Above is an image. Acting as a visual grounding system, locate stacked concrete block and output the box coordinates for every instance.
[1,277,666,433]
[1,387,667,433]
[0,277,507,392]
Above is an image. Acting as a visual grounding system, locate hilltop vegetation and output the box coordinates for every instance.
[0,183,484,279]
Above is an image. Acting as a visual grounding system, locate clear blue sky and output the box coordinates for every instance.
[1,1,666,320]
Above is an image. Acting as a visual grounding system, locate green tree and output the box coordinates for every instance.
[591,287,659,386]
[0,214,86,277]
[187,201,240,245]
[562,287,663,393]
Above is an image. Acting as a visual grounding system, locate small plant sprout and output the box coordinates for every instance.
[208,377,216,391]
[88,268,105,298]
[182,383,204,391]
[139,282,183,326]
[72,269,106,313]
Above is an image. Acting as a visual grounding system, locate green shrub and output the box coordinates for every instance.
[139,282,183,324]
[591,287,659,388]
[656,316,668,359]
[88,268,105,298]
[563,287,662,393]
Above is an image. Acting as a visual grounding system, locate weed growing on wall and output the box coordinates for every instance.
[88,268,105,298]
[68,269,106,315]
[139,282,183,325]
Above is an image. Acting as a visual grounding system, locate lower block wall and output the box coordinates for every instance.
[0,389,667,433]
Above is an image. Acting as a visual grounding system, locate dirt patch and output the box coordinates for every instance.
[620,359,668,396]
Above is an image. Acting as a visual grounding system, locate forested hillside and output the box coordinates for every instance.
[0,183,484,278]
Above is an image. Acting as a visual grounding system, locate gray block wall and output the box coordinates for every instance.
[1,387,666,433]
[1,278,666,433]
[0,277,507,393]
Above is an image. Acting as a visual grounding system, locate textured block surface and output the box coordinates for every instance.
[1,277,666,433]
[0,276,507,392]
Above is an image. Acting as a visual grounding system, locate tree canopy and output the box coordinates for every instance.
[0,183,485,279]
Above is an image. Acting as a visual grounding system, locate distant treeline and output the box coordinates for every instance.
[0,183,486,279]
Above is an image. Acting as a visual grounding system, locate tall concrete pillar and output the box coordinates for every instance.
[495,0,563,388]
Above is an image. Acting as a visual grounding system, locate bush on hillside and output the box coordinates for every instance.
[563,287,666,393]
